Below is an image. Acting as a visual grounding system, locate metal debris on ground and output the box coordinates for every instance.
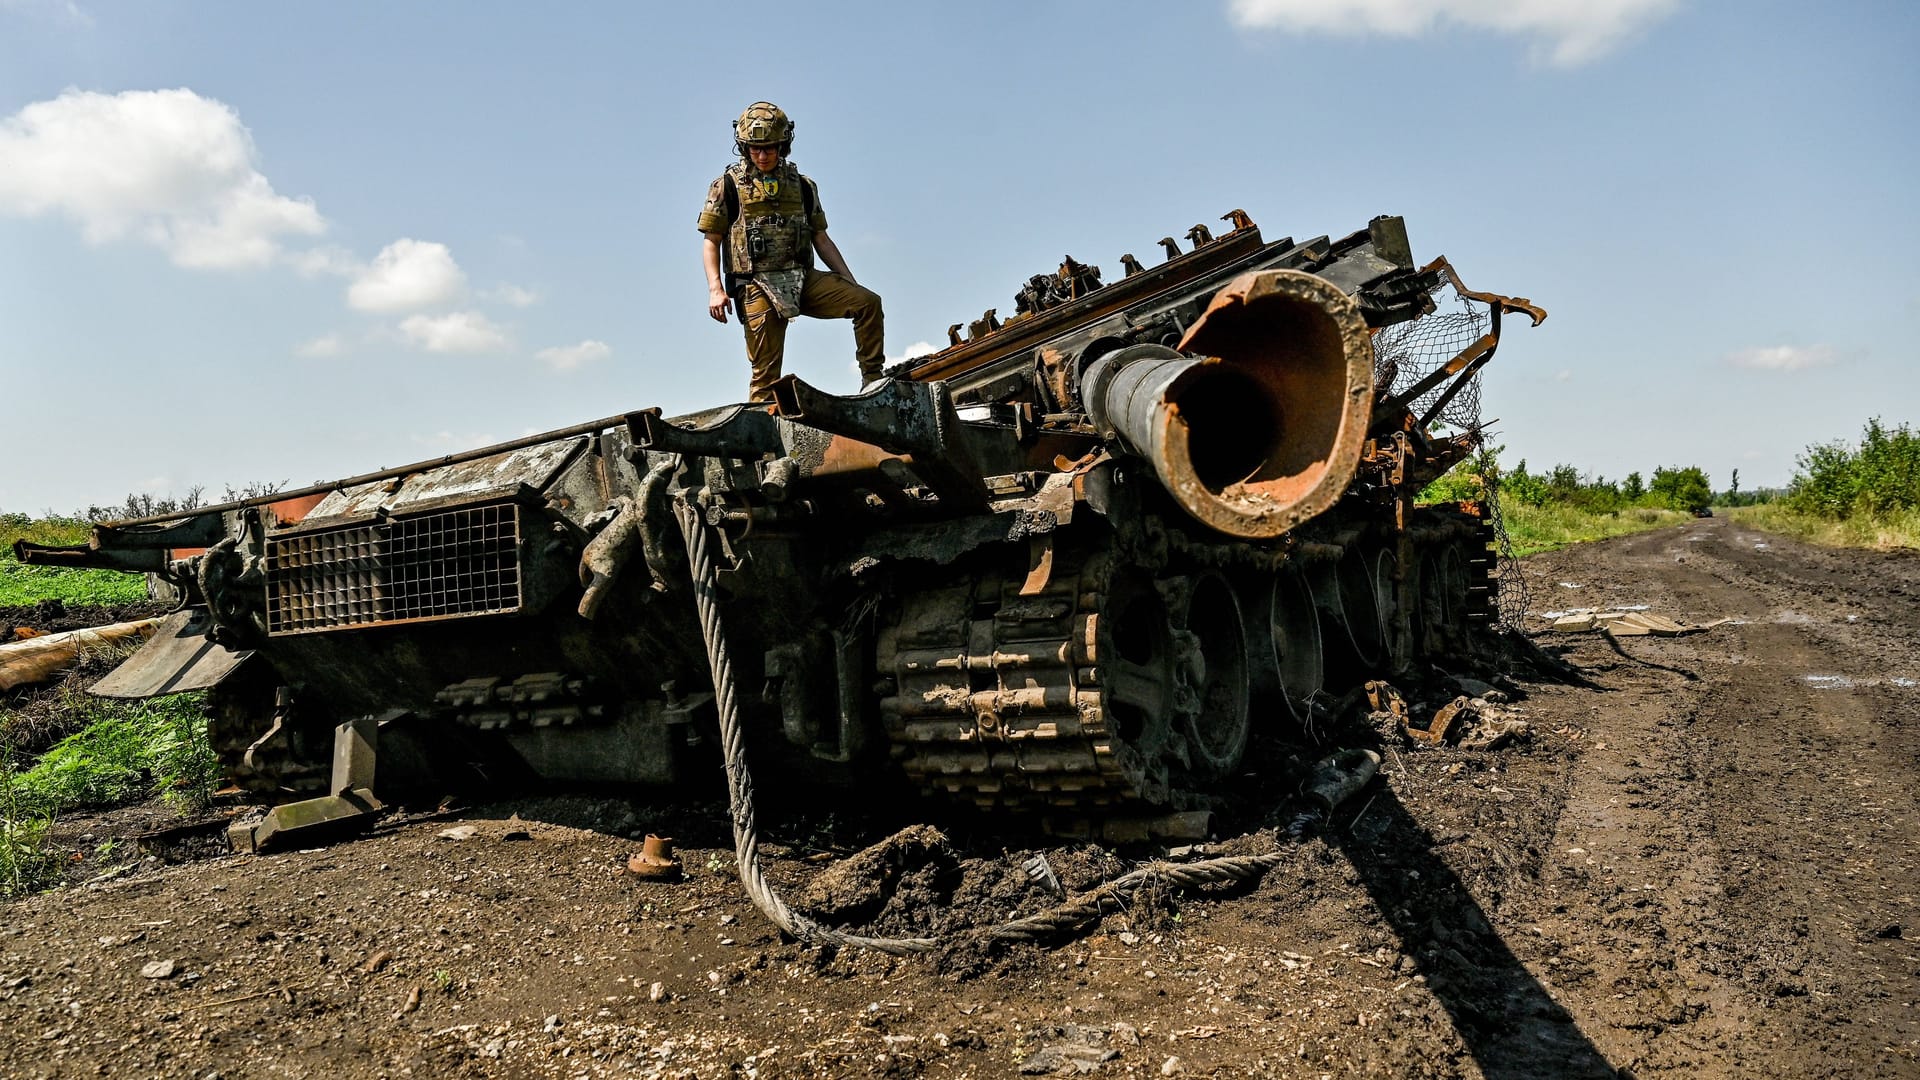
[1545,610,1730,636]
[1022,853,1066,897]
[1369,678,1532,749]
[1300,749,1382,812]
[626,834,682,882]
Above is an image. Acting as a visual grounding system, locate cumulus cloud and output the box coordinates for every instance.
[347,239,466,313]
[1226,0,1680,66]
[296,333,345,358]
[535,340,611,371]
[0,88,326,268]
[1725,344,1836,372]
[399,310,509,354]
[889,341,939,365]
[484,283,538,308]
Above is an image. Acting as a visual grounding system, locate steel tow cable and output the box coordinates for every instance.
[674,499,1359,955]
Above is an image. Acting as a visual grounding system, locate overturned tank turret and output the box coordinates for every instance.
[19,211,1543,845]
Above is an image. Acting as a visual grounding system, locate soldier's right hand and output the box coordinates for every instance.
[708,287,732,323]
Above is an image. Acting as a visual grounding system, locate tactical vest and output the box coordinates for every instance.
[724,161,814,275]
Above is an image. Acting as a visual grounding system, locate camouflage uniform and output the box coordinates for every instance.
[698,155,884,402]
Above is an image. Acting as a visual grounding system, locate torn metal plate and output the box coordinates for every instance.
[307,437,587,520]
[90,609,250,699]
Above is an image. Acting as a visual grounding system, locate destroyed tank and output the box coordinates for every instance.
[18,211,1543,849]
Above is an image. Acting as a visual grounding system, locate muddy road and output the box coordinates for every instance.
[2,515,1916,1078]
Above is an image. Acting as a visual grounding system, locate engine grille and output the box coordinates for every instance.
[265,502,524,635]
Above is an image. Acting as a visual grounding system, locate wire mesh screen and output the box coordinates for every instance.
[265,502,524,635]
[1376,280,1531,630]
[1370,281,1488,434]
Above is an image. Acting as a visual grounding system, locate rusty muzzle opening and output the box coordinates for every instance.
[1082,269,1374,539]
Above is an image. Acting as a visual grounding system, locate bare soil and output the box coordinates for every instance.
[2,516,1917,1078]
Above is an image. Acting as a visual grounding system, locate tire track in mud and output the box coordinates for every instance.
[1524,517,1919,1077]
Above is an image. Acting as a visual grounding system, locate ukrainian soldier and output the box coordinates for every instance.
[698,102,885,402]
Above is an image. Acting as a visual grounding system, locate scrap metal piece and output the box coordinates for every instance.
[627,835,682,881]
[230,714,390,854]
[1020,853,1065,897]
[1300,748,1381,811]
[1409,695,1473,745]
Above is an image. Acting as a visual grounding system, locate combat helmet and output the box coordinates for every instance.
[734,101,794,155]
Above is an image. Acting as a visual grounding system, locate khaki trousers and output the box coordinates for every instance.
[740,269,885,402]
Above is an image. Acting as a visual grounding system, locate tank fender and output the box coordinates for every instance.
[87,608,252,700]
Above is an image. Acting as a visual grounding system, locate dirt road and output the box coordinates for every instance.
[3,515,1916,1078]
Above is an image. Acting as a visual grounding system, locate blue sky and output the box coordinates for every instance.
[2,0,1914,514]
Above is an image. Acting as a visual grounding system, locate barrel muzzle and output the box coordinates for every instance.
[1082,269,1374,539]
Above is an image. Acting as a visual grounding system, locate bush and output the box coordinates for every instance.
[1648,466,1713,515]
[1786,418,1920,521]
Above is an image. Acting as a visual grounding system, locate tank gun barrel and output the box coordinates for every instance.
[1082,269,1375,539]
[10,540,168,573]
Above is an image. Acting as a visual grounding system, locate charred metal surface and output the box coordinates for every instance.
[91,609,249,699]
[62,208,1542,831]
[627,405,782,460]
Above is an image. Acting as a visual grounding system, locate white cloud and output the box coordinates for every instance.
[484,283,538,308]
[1725,344,1836,372]
[296,333,345,358]
[1554,369,1572,382]
[0,87,325,268]
[889,341,939,365]
[399,310,509,354]
[535,339,611,371]
[1226,0,1679,66]
[348,238,466,313]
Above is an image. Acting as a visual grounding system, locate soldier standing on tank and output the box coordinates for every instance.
[698,102,885,402]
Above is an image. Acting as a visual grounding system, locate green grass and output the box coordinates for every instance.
[0,514,149,607]
[1726,504,1920,550]
[0,513,223,896]
[0,691,218,898]
[0,747,61,896]
[4,692,216,815]
[1501,502,1692,556]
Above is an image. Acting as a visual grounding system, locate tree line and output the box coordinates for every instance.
[1428,418,1918,525]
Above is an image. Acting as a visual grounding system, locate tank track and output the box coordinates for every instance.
[875,507,1498,818]
[204,667,329,798]
[876,549,1158,813]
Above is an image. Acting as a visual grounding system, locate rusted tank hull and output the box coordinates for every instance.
[26,211,1541,825]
